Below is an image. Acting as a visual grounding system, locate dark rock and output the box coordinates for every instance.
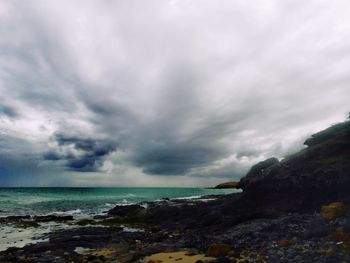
[303,218,330,238]
[304,121,350,146]
[33,215,74,222]
[214,182,241,189]
[238,120,350,214]
[15,221,40,228]
[244,157,280,180]
[108,204,145,217]
[1,215,31,221]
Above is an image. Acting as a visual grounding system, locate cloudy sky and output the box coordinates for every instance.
[0,0,349,187]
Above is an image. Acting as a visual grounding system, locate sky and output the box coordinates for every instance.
[0,0,349,187]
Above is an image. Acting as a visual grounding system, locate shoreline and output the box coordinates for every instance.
[0,187,238,218]
[0,193,228,218]
[0,194,229,253]
[1,193,349,262]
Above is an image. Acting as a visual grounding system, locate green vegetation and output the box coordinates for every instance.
[14,221,40,228]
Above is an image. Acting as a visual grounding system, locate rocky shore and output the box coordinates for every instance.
[0,120,349,262]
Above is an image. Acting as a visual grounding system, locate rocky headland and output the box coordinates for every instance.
[214,182,241,189]
[0,120,350,262]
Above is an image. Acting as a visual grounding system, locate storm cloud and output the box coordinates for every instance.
[0,104,18,118]
[43,134,118,172]
[0,0,349,186]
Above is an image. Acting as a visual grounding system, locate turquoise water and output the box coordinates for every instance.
[0,188,238,217]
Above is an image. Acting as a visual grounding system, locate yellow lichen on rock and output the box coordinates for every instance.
[145,251,215,263]
[321,202,346,221]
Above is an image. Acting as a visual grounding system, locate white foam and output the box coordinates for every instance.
[51,209,82,215]
[121,225,144,233]
[0,222,75,252]
[74,246,92,254]
[140,203,149,209]
[171,195,202,200]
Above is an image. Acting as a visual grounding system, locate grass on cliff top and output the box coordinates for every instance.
[282,125,350,165]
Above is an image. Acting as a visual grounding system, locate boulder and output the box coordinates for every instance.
[108,204,145,217]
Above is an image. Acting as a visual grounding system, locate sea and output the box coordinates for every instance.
[0,187,238,218]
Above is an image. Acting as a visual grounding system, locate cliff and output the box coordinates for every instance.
[238,120,350,212]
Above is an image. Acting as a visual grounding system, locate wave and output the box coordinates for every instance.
[171,195,203,200]
[50,209,82,215]
[0,188,235,217]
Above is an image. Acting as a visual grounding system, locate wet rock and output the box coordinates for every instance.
[108,204,145,217]
[33,215,74,222]
[75,218,97,226]
[15,220,40,228]
[0,215,31,223]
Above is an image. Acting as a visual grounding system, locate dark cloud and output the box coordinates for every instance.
[133,144,228,175]
[43,134,118,172]
[0,104,18,118]
[42,151,62,161]
[0,133,56,186]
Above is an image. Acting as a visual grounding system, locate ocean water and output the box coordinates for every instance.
[0,188,238,217]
